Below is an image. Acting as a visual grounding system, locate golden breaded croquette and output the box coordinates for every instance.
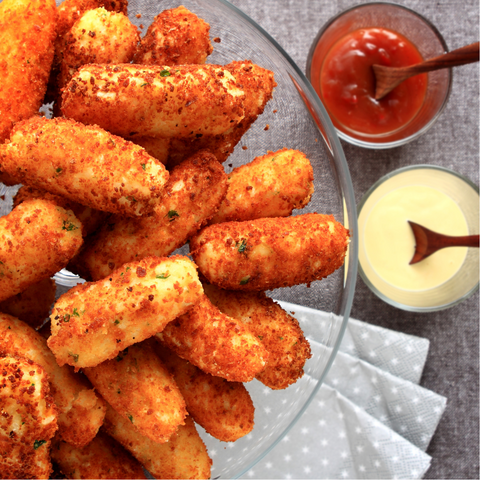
[0,353,57,480]
[14,185,109,238]
[0,116,169,218]
[0,313,107,448]
[51,431,147,480]
[84,341,187,444]
[128,136,170,165]
[0,198,83,303]
[210,148,314,224]
[168,60,277,166]
[48,255,203,369]
[0,0,57,144]
[133,6,213,66]
[61,63,246,138]
[154,344,255,442]
[0,278,56,330]
[204,284,312,390]
[103,405,212,480]
[82,150,228,281]
[157,295,268,383]
[191,213,350,291]
[58,8,140,91]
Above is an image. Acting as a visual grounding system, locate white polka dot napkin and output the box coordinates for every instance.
[239,302,446,479]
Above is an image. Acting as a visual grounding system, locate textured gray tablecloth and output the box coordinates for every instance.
[228,0,480,478]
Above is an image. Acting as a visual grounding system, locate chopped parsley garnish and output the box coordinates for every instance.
[62,221,78,232]
[68,352,79,363]
[239,276,250,285]
[33,440,46,450]
[127,414,134,423]
[160,70,171,77]
[141,163,146,170]
[72,308,80,317]
[55,167,62,174]
[236,239,247,254]
[63,314,70,322]
[114,319,120,325]
[167,210,179,221]
[156,273,170,279]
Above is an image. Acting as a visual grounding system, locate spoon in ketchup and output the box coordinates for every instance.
[373,41,480,100]
[408,220,480,265]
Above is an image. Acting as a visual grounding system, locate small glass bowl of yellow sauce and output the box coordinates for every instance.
[358,165,479,311]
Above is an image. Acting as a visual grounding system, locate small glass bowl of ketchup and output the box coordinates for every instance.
[306,2,452,148]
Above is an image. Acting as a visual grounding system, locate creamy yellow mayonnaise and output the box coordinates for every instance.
[363,185,468,291]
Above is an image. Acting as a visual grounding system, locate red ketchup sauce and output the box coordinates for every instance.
[319,27,427,136]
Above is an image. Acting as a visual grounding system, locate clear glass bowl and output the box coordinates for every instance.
[357,165,479,312]
[0,0,358,477]
[306,2,452,149]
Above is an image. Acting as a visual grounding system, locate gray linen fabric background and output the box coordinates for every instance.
[228,0,479,478]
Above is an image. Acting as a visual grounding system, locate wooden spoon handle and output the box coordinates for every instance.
[427,233,480,250]
[402,41,479,76]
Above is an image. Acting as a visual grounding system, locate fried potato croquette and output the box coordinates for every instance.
[48,255,203,369]
[58,8,140,91]
[0,353,57,480]
[0,0,57,143]
[204,284,312,389]
[0,116,169,218]
[14,185,109,238]
[82,150,227,281]
[61,63,246,139]
[129,136,170,165]
[210,148,314,224]
[168,60,277,166]
[191,213,350,291]
[157,295,268,382]
[103,405,212,480]
[84,341,187,444]
[51,431,147,480]
[0,278,55,330]
[133,6,213,66]
[0,313,107,448]
[0,198,83,303]
[154,344,255,442]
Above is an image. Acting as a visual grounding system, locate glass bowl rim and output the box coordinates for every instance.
[357,163,479,312]
[305,1,453,150]
[205,0,358,476]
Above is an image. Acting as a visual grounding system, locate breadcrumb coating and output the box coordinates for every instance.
[210,148,314,223]
[51,431,147,479]
[84,341,187,444]
[157,295,268,383]
[0,0,57,143]
[204,284,312,390]
[191,213,350,291]
[0,198,83,303]
[133,6,213,66]
[82,149,227,281]
[1,116,169,217]
[0,313,107,448]
[0,353,57,480]
[154,344,255,442]
[103,405,212,480]
[47,255,203,369]
[61,63,246,138]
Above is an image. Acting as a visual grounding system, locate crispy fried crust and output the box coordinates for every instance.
[133,6,213,66]
[1,116,169,217]
[51,431,146,479]
[168,60,277,166]
[0,278,56,330]
[204,284,312,389]
[103,405,212,480]
[14,185,109,238]
[0,313,106,447]
[82,150,227,281]
[84,341,187,444]
[210,148,314,223]
[0,198,83,303]
[157,295,268,383]
[58,8,140,91]
[154,344,255,442]
[0,0,57,143]
[0,353,57,480]
[61,63,246,138]
[48,255,203,369]
[191,213,350,291]
[128,136,170,165]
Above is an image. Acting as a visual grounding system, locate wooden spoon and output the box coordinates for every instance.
[408,220,480,265]
[373,41,480,100]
